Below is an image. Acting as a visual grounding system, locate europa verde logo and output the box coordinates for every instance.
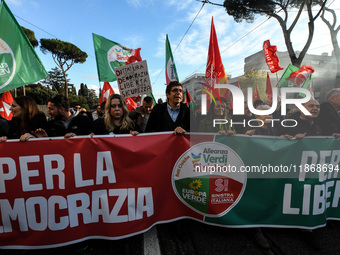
[107,45,132,74]
[0,38,15,89]
[172,142,247,217]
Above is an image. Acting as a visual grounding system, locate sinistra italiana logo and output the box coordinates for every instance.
[172,142,247,217]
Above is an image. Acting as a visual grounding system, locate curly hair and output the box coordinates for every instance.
[104,94,134,132]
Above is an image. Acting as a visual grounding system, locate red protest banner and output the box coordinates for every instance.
[0,134,205,248]
[1,134,339,249]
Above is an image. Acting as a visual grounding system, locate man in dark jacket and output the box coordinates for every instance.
[129,96,154,132]
[145,81,190,134]
[46,95,92,138]
[283,99,322,138]
[319,88,340,138]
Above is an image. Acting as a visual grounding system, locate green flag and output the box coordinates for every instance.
[146,93,156,105]
[93,33,135,82]
[298,74,313,98]
[0,0,47,93]
[165,34,179,85]
[276,64,299,88]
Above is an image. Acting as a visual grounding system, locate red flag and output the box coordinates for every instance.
[263,40,283,73]
[253,85,261,103]
[184,90,194,107]
[286,65,314,86]
[99,82,115,105]
[125,97,137,111]
[266,73,273,106]
[205,17,229,102]
[126,48,142,65]
[0,91,13,120]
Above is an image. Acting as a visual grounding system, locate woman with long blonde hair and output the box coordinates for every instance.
[93,94,139,135]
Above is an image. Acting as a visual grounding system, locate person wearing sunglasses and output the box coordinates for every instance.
[145,81,190,135]
[92,94,139,136]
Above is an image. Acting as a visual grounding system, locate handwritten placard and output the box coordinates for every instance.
[115,60,152,98]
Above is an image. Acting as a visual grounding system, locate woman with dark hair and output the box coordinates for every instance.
[198,98,235,135]
[92,94,139,135]
[2,96,48,142]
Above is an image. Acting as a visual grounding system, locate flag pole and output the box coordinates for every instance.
[210,65,213,104]
[98,80,102,101]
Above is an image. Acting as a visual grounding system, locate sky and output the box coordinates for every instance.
[5,0,340,101]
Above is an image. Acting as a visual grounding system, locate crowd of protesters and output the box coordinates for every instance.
[0,81,339,250]
[0,82,340,142]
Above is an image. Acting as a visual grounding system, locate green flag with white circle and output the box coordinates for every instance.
[0,0,47,93]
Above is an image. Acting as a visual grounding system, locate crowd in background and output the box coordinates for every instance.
[0,81,339,142]
[0,81,339,250]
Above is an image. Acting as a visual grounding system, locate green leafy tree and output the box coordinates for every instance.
[77,84,98,109]
[239,68,267,102]
[68,84,77,96]
[71,85,77,95]
[201,0,327,67]
[78,83,89,97]
[19,26,39,96]
[68,94,88,109]
[21,26,38,48]
[87,89,98,109]
[40,39,88,98]
[78,83,85,96]
[22,83,57,104]
[43,67,68,94]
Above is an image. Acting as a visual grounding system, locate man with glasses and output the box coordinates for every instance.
[145,81,190,134]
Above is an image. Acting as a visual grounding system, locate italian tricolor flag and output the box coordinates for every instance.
[165,34,179,85]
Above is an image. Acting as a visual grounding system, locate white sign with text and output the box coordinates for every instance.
[115,60,152,98]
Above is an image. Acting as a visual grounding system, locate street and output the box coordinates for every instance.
[1,219,340,255]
